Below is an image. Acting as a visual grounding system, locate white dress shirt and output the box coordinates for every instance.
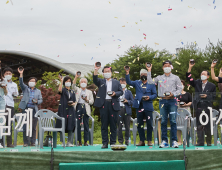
[105,79,112,99]
[4,80,18,107]
[119,89,126,106]
[78,89,86,103]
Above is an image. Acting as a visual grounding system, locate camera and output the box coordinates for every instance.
[179,102,185,106]
[120,99,125,102]
[18,66,24,71]
[146,62,151,68]
[77,71,81,76]
[199,94,205,97]
[68,101,74,105]
[107,91,113,96]
[164,92,171,96]
[32,98,37,103]
[125,65,129,70]
[81,94,87,98]
[12,92,18,97]
[190,59,195,65]
[0,80,6,87]
[96,62,101,67]
[213,59,218,64]
[142,96,147,100]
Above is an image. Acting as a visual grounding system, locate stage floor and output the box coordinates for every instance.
[0,144,222,170]
[0,144,221,152]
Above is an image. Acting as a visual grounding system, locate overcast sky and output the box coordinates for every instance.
[0,0,221,66]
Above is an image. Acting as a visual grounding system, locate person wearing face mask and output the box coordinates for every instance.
[72,73,94,146]
[187,60,216,146]
[93,64,123,149]
[18,67,43,147]
[125,68,157,146]
[56,75,76,147]
[147,60,182,148]
[0,67,18,148]
[117,78,134,145]
[176,80,192,145]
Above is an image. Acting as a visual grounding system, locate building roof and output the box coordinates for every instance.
[0,50,98,77]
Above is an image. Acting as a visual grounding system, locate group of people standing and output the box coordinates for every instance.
[0,59,221,148]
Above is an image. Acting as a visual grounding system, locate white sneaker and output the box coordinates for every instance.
[159,140,169,148]
[0,143,3,149]
[66,142,74,147]
[172,141,179,148]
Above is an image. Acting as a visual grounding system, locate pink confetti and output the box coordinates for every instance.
[80,30,83,31]
[112,103,114,105]
[184,26,186,29]
[188,74,191,77]
[174,97,176,99]
[155,83,157,86]
[187,84,190,86]
[190,78,193,81]
[103,106,104,108]
[94,91,96,95]
[111,115,113,117]
[144,37,146,40]
[148,116,150,120]
[164,80,167,83]
[168,8,172,11]
[160,85,162,87]
[57,55,59,57]
[143,33,146,36]
[180,96,182,98]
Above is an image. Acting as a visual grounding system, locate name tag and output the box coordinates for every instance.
[31,149,40,152]
[10,149,18,152]
[96,97,100,98]
[142,87,146,88]
[195,147,204,150]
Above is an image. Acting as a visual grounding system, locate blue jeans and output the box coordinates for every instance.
[159,99,177,142]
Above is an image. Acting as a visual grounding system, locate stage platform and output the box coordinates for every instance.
[0,144,222,170]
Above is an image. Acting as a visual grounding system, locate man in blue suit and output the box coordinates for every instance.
[125,67,157,146]
[18,68,43,147]
[93,64,123,149]
[117,78,134,145]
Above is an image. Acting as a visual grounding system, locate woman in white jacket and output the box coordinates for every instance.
[72,73,94,146]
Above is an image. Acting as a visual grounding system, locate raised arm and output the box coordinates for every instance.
[18,68,27,91]
[146,64,159,84]
[58,75,63,93]
[72,72,80,92]
[211,61,220,82]
[124,66,136,87]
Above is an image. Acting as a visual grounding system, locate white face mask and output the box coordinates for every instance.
[201,75,207,81]
[65,82,71,87]
[121,84,126,89]
[182,85,184,89]
[5,75,12,80]
[28,82,35,87]
[103,73,111,79]
[163,67,171,73]
[80,83,87,88]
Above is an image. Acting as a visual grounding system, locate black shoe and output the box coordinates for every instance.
[7,144,14,148]
[125,142,129,146]
[23,144,28,147]
[196,143,204,146]
[207,143,211,146]
[101,144,108,149]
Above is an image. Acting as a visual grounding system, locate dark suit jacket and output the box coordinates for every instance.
[93,75,123,111]
[121,89,134,115]
[186,72,216,108]
[125,74,157,111]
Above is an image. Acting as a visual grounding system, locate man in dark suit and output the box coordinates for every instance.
[117,78,134,145]
[93,64,123,149]
[186,60,216,146]
[125,67,157,146]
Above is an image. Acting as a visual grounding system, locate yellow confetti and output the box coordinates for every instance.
[128,62,132,64]
[84,44,86,46]
[132,59,136,63]
[6,0,9,4]
[161,104,164,108]
[154,42,159,45]
[140,40,142,42]
[187,85,191,90]
[139,29,140,31]
[122,25,125,27]
[109,1,111,4]
[176,70,178,72]
[175,61,181,65]
[137,57,139,61]
[194,41,197,45]
[135,22,138,24]
[188,6,192,8]
[114,17,118,19]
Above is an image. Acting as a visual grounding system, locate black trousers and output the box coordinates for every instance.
[100,100,118,145]
[117,107,131,144]
[76,104,89,142]
[0,105,14,145]
[196,102,211,144]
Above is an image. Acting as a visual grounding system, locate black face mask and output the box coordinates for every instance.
[141,75,147,81]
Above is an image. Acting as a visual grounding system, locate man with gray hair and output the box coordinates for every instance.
[72,73,94,146]
[125,67,157,146]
